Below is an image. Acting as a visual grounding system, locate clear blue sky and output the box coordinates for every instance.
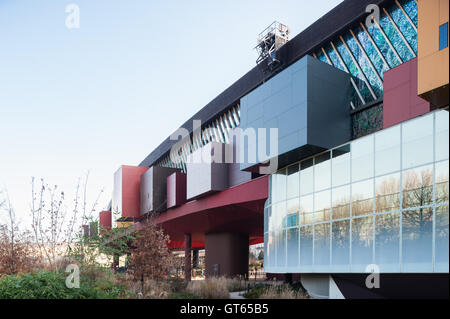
[0,0,343,224]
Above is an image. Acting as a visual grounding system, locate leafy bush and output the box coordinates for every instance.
[0,270,131,299]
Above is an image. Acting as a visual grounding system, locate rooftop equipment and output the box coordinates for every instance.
[255,21,290,73]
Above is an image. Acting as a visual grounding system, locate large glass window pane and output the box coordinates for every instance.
[286,199,299,228]
[300,158,314,195]
[332,220,350,271]
[332,185,351,219]
[435,205,449,272]
[287,164,300,199]
[314,223,330,269]
[352,179,374,216]
[300,226,313,270]
[375,125,401,176]
[375,173,400,213]
[264,205,271,233]
[300,195,314,225]
[332,145,351,187]
[375,213,400,272]
[402,114,434,169]
[352,135,374,182]
[314,152,331,191]
[435,111,449,161]
[436,161,449,204]
[314,190,331,223]
[402,165,433,208]
[352,216,374,272]
[267,232,276,268]
[402,208,433,272]
[287,228,299,267]
[272,202,287,232]
[276,230,286,267]
[273,169,287,203]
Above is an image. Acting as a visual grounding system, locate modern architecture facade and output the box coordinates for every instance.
[99,0,449,298]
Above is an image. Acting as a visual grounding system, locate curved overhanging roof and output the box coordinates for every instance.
[139,0,388,168]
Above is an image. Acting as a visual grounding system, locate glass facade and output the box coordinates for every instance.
[264,110,449,273]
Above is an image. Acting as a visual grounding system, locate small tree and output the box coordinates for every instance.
[0,190,37,275]
[128,219,173,292]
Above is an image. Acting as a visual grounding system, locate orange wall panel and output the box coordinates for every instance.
[418,0,449,100]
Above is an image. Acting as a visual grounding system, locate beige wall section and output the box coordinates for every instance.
[418,0,449,98]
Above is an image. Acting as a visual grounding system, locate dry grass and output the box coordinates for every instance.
[259,284,309,299]
[186,277,231,299]
[120,273,171,299]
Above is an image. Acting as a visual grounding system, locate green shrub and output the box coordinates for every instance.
[0,270,131,299]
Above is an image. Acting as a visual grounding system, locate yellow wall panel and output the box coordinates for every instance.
[418,0,449,101]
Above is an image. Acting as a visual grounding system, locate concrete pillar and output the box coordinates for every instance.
[184,234,192,282]
[205,232,249,278]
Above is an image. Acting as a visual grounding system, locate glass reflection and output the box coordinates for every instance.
[435,205,449,272]
[267,232,275,268]
[332,145,351,187]
[286,199,299,227]
[435,111,449,161]
[352,179,374,216]
[352,135,374,181]
[332,185,351,219]
[402,208,433,272]
[402,165,433,208]
[315,152,331,191]
[314,190,331,223]
[287,164,300,199]
[300,195,314,225]
[352,216,374,271]
[277,230,286,267]
[402,115,433,169]
[332,220,350,270]
[375,213,400,272]
[300,226,313,268]
[314,223,330,268]
[287,228,299,267]
[376,173,400,212]
[436,161,449,204]
[375,125,401,176]
[300,158,314,195]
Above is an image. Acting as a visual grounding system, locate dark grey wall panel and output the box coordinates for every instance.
[140,166,179,215]
[239,55,351,171]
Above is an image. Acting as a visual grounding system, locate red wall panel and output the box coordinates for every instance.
[383,58,430,129]
[99,211,112,234]
[121,166,149,219]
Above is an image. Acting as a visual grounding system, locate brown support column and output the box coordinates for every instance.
[184,233,192,282]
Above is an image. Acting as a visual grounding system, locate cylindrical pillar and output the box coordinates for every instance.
[184,234,192,282]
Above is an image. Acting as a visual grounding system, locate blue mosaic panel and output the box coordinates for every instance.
[400,0,418,28]
[343,33,383,98]
[354,25,390,79]
[388,4,418,54]
[379,12,414,62]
